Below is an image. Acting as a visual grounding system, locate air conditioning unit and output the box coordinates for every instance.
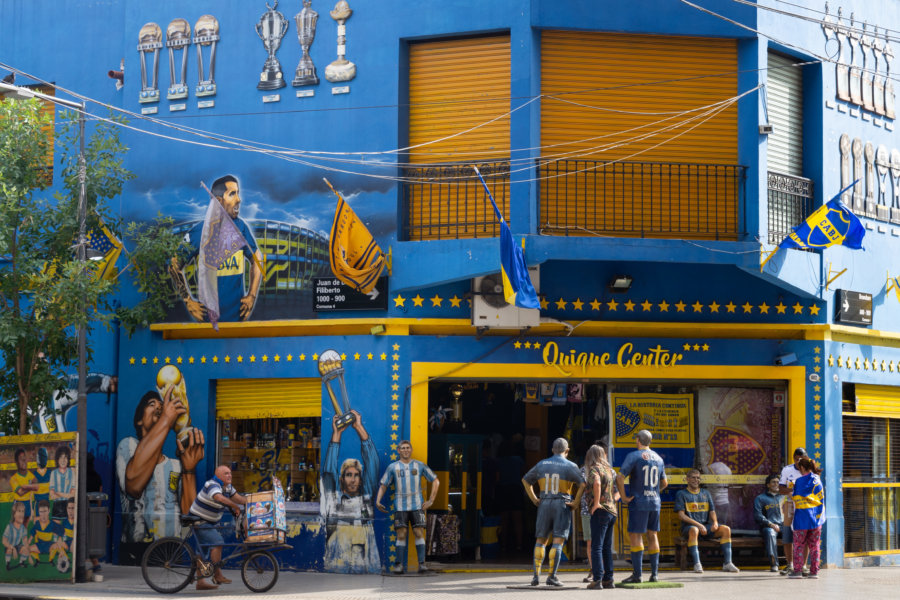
[471,267,540,329]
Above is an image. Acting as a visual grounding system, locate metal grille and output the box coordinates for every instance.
[767,171,813,244]
[538,160,746,240]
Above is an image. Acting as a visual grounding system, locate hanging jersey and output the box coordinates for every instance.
[523,454,584,502]
[674,488,715,524]
[379,459,436,512]
[619,448,667,510]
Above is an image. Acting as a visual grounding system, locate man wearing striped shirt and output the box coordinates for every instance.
[375,440,439,574]
[189,465,247,590]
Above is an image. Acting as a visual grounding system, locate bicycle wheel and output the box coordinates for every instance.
[141,536,196,594]
[241,550,279,593]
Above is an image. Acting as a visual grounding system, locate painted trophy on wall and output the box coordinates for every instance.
[256,1,290,90]
[137,22,162,103]
[293,0,320,87]
[324,0,356,83]
[165,18,191,101]
[194,15,220,98]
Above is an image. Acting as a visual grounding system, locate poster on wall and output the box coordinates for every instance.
[697,387,780,530]
[0,433,78,583]
[612,393,694,448]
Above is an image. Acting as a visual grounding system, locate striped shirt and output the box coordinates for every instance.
[379,460,436,512]
[2,522,27,548]
[50,467,75,498]
[523,454,584,502]
[116,437,182,541]
[30,519,59,553]
[33,469,51,505]
[190,476,236,523]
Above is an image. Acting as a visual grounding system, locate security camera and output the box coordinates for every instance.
[774,352,797,366]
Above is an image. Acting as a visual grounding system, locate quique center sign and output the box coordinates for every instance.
[542,341,684,376]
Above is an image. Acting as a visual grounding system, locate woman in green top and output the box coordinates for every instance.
[584,445,617,589]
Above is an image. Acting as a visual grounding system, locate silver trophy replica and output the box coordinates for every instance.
[324,0,356,83]
[318,350,356,430]
[194,15,220,97]
[165,18,191,100]
[292,0,319,87]
[256,0,290,90]
[137,22,163,103]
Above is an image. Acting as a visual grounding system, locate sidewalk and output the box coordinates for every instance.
[1,564,899,600]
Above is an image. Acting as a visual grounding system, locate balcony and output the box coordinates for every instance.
[767,171,813,245]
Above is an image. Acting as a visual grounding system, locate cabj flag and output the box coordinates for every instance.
[86,224,122,281]
[779,181,865,251]
[325,178,386,294]
[473,167,539,309]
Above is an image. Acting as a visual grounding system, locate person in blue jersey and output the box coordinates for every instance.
[170,175,263,323]
[788,457,824,580]
[615,429,667,584]
[189,465,248,590]
[522,437,585,587]
[674,468,740,574]
[376,440,440,574]
[778,447,808,576]
[753,474,785,572]
[32,448,52,514]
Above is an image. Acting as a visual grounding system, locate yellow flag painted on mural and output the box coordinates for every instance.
[326,180,385,294]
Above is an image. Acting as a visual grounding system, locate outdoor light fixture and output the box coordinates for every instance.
[450,384,464,422]
[608,275,633,293]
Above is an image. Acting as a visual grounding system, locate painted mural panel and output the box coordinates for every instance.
[0,433,78,582]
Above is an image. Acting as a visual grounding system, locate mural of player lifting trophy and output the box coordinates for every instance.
[137,22,162,103]
[194,15,219,98]
[256,1,289,90]
[115,365,204,563]
[318,350,380,573]
[165,18,191,101]
[293,0,320,87]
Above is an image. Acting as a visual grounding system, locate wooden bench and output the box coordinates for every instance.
[673,536,783,570]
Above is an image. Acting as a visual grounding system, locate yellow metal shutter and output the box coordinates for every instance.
[407,35,511,240]
[216,378,321,419]
[540,31,738,239]
[852,384,900,418]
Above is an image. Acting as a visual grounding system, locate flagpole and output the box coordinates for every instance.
[200,181,264,273]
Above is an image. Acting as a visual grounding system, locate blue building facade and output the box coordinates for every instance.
[2,0,899,571]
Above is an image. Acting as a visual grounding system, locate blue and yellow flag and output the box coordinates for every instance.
[325,178,386,295]
[473,167,539,309]
[779,181,865,251]
[86,223,123,281]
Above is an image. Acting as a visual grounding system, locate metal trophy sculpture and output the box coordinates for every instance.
[165,18,191,100]
[318,350,356,430]
[156,365,194,444]
[194,14,220,97]
[256,0,290,90]
[324,0,356,83]
[137,22,163,103]
[292,0,319,87]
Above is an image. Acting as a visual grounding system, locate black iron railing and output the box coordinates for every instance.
[538,160,747,240]
[400,160,510,241]
[767,171,814,244]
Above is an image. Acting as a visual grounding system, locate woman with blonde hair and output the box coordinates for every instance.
[584,444,618,589]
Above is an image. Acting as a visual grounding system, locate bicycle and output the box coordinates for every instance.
[141,513,289,594]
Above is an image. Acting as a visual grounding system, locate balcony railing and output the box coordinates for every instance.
[767,171,814,245]
[538,160,746,240]
[400,160,510,241]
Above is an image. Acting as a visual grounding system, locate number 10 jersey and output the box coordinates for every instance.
[619,449,667,510]
[523,454,584,502]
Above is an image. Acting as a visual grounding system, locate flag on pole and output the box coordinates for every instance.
[761,181,865,270]
[473,166,540,309]
[197,184,254,330]
[325,178,386,294]
[85,223,123,281]
[888,275,900,303]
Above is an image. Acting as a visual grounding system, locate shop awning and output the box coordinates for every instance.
[852,384,900,418]
[216,378,321,419]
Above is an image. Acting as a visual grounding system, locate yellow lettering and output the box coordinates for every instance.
[617,343,633,367]
[601,353,611,366]
[631,352,643,367]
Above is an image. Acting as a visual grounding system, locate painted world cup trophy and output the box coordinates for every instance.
[256,0,289,90]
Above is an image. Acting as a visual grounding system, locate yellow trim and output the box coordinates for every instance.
[410,362,806,481]
[841,482,900,488]
[844,550,900,558]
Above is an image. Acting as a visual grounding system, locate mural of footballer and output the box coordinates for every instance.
[170,175,263,323]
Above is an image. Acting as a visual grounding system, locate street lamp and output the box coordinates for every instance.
[1,80,92,583]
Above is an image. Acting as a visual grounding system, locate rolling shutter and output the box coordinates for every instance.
[407,35,511,240]
[216,378,321,419]
[852,384,900,418]
[540,31,738,239]
[766,52,803,176]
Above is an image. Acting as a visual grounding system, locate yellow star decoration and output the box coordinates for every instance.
[214,356,220,363]
[742,302,753,313]
[813,356,820,363]
[658,300,670,312]
[189,357,194,364]
[809,305,820,316]
[709,301,720,313]
[412,295,424,307]
[524,341,532,349]
[828,356,834,367]
[141,357,147,365]
[624,300,635,311]
[129,357,135,365]
[393,343,400,351]
[381,353,387,360]
[890,361,896,372]
[572,299,584,311]
[392,374,399,381]
[641,300,653,311]
[814,347,820,354]
[152,357,159,364]
[249,355,256,363]
[683,343,691,351]
[392,354,399,361]
[392,383,399,391]
[607,299,619,311]
[287,354,293,361]
[864,359,871,370]
[176,357,182,364]
[758,302,770,314]
[702,344,709,351]
[367,353,373,360]
[675,300,686,312]
[391,402,399,409]
[393,294,406,307]
[430,294,443,307]
[262,355,268,362]
[775,302,787,314]
[555,298,567,310]
[237,355,244,363]
[310,354,316,361]
[449,295,462,308]
[792,302,804,314]
[200,356,207,364]
[164,357,171,364]
[590,299,602,311]
[533,342,541,349]
[692,301,703,313]
[693,344,700,351]
[855,357,861,370]
[392,364,399,372]
[725,302,736,313]
[540,297,549,309]
[514,341,522,349]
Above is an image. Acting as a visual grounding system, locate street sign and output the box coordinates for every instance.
[313,277,388,311]
[835,289,872,326]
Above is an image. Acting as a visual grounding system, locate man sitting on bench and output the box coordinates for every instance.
[753,474,784,572]
[674,468,740,574]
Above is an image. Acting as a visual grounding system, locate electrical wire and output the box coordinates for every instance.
[729,0,900,42]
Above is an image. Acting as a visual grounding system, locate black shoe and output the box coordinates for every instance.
[649,575,658,583]
[546,576,564,587]
[601,579,615,589]
[621,574,642,584]
[530,575,540,586]
[586,581,603,589]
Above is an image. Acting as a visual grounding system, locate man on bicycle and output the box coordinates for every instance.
[189,465,247,590]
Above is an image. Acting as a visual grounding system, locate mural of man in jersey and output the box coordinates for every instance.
[115,365,204,564]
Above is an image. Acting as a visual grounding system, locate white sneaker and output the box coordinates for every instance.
[693,562,704,573]
[723,562,740,573]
